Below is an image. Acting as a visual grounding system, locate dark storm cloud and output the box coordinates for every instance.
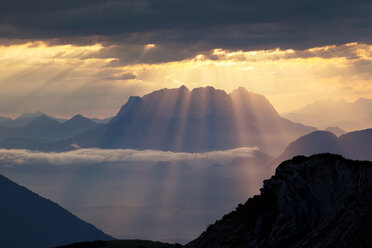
[1,0,372,63]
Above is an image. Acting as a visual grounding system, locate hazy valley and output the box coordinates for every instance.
[1,86,372,247]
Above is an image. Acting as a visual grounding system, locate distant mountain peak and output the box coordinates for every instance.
[71,114,84,119]
[277,130,349,162]
[231,86,248,94]
[68,114,93,123]
[179,85,189,91]
[16,111,45,120]
[22,115,61,130]
[28,114,58,124]
[64,114,96,126]
[97,85,314,155]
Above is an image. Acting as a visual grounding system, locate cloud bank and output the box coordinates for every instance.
[1,0,372,62]
[0,147,258,166]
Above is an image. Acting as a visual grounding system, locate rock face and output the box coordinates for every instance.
[186,154,372,248]
[97,86,314,155]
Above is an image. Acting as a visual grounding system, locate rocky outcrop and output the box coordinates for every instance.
[186,154,372,248]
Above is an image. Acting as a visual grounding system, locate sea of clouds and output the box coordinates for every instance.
[0,147,258,166]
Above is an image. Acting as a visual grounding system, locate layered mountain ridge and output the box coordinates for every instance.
[284,98,372,131]
[0,114,100,143]
[84,86,315,155]
[277,129,372,162]
[0,86,315,155]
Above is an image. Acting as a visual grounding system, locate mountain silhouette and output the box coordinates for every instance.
[0,87,315,154]
[283,98,372,131]
[276,129,372,162]
[73,86,314,155]
[0,114,99,145]
[0,174,112,248]
[60,114,100,137]
[339,128,372,161]
[324,126,346,136]
[0,111,67,128]
[276,131,349,162]
[186,154,372,248]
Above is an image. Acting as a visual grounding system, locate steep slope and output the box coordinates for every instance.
[277,131,349,162]
[0,174,112,248]
[186,154,372,248]
[98,86,314,155]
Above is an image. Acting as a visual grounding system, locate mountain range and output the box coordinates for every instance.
[0,111,66,128]
[0,174,112,248]
[1,86,314,155]
[0,111,112,128]
[276,129,372,162]
[0,114,100,146]
[3,87,372,157]
[283,98,372,131]
[97,86,315,155]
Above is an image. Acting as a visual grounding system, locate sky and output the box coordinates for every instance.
[1,0,372,118]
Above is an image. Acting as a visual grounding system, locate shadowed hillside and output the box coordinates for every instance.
[0,174,112,248]
[276,129,372,162]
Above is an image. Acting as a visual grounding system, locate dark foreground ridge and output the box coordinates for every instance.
[186,153,372,248]
[56,240,183,248]
[0,174,112,248]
